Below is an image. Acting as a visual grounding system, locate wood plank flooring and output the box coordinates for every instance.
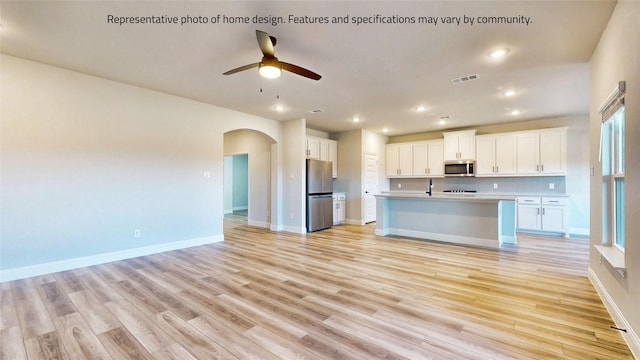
[1,217,633,359]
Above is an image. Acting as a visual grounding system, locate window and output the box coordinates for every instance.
[600,82,625,251]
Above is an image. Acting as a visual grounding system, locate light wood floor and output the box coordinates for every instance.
[1,217,633,359]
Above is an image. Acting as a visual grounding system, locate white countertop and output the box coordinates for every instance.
[377,191,517,202]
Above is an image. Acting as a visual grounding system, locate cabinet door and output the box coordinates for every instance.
[517,204,542,230]
[397,144,413,176]
[306,137,320,159]
[516,133,540,174]
[495,134,517,174]
[412,142,428,176]
[457,133,476,160]
[539,132,566,174]
[475,136,495,175]
[427,141,444,176]
[319,139,330,161]
[338,200,346,223]
[443,133,459,161]
[327,139,338,178]
[385,145,400,177]
[542,206,567,233]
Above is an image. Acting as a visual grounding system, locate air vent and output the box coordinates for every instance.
[451,73,480,84]
[308,109,324,114]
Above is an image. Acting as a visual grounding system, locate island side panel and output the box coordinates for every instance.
[498,200,517,245]
[375,196,390,236]
[384,197,502,249]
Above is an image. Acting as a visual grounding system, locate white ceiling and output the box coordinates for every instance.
[0,1,616,136]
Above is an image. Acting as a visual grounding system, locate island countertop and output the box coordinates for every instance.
[377,191,517,202]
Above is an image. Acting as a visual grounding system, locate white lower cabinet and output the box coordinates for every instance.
[333,193,346,225]
[517,196,568,236]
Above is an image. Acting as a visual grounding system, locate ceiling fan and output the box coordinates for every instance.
[223,30,322,81]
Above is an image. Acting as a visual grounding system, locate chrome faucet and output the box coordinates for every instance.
[426,178,433,196]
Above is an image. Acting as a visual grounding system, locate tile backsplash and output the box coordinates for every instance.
[389,176,566,195]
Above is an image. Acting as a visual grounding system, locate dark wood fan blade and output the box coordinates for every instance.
[223,62,260,75]
[280,62,322,80]
[256,30,275,57]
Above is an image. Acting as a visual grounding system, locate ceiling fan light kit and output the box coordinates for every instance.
[223,30,321,81]
[259,63,281,78]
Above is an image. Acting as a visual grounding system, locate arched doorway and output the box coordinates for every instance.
[223,129,277,229]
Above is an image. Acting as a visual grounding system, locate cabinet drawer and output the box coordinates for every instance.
[517,196,541,205]
[542,197,568,206]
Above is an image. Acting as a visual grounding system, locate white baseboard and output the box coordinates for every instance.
[588,267,640,359]
[381,228,501,249]
[0,235,224,283]
[345,218,366,225]
[248,220,270,228]
[232,206,248,211]
[223,209,233,214]
[280,225,306,234]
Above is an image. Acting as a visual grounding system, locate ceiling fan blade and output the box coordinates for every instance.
[280,62,322,80]
[256,30,275,57]
[223,62,260,75]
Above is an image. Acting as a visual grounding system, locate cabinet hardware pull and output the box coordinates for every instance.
[496,166,499,173]
[537,208,540,215]
[536,165,539,172]
[541,164,544,172]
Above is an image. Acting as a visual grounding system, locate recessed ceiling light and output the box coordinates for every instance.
[353,117,360,122]
[274,105,284,111]
[489,48,510,58]
[416,106,426,112]
[504,90,516,97]
[383,128,389,133]
[439,120,446,125]
[511,110,521,115]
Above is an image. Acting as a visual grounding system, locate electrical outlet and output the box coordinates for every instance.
[397,183,402,189]
[134,229,141,238]
[549,183,555,190]
[493,183,498,189]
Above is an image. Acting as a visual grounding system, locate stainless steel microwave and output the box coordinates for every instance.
[444,160,475,177]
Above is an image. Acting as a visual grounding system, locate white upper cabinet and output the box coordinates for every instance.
[443,130,476,161]
[386,140,443,178]
[413,140,444,177]
[385,127,566,179]
[539,131,566,174]
[305,136,321,159]
[306,136,338,177]
[476,134,517,176]
[386,143,413,177]
[516,128,567,176]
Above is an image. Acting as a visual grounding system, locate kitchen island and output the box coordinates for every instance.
[375,192,517,249]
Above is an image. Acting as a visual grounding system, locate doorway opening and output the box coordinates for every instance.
[224,154,248,219]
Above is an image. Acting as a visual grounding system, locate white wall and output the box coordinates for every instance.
[332,129,388,224]
[0,55,286,280]
[589,1,640,356]
[281,119,306,233]
[223,155,234,214]
[333,130,363,223]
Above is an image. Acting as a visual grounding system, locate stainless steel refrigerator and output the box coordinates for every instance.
[306,159,333,232]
